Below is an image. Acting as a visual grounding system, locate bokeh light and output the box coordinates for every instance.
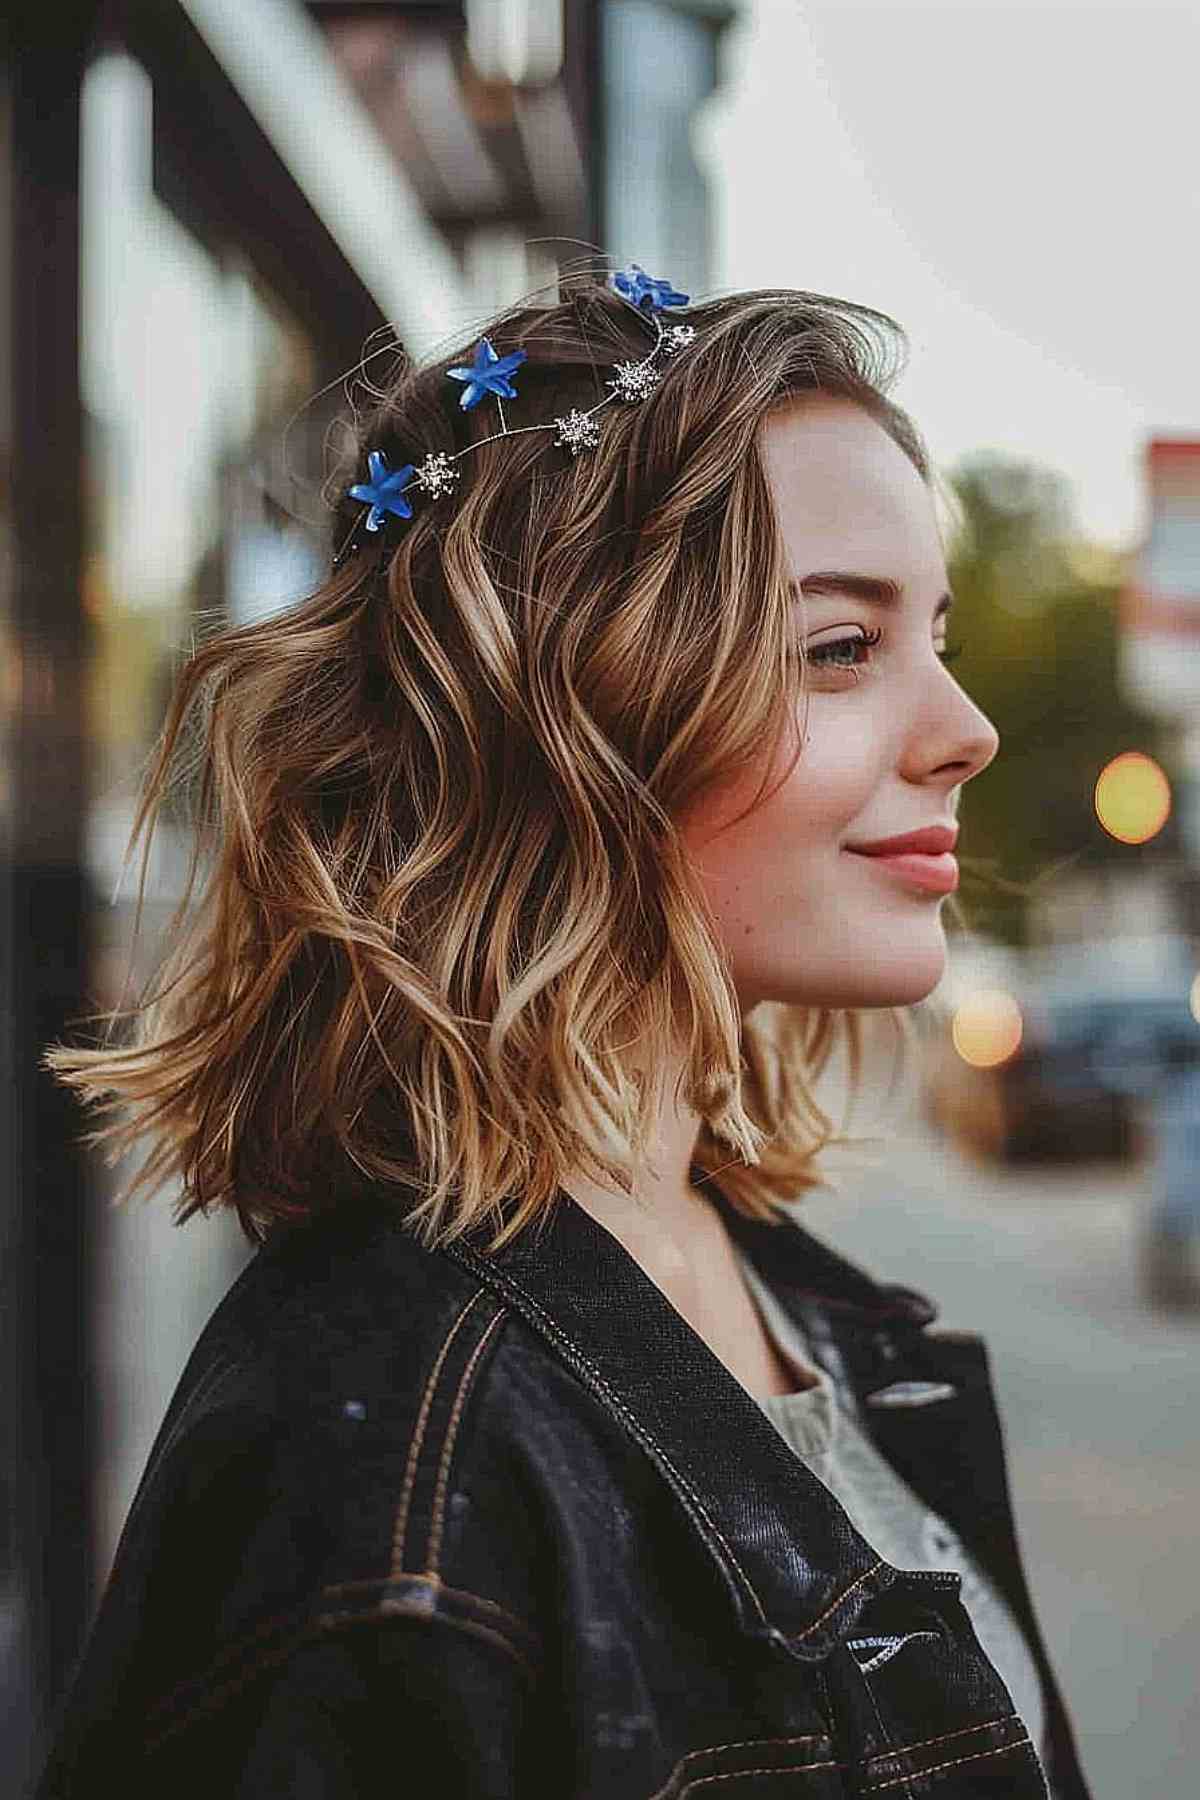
[1094,751,1172,845]
[951,989,1023,1069]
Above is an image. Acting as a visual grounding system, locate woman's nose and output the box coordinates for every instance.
[913,669,1000,781]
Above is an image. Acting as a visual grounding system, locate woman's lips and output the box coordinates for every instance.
[845,849,959,894]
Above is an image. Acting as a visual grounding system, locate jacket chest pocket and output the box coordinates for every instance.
[823,1575,1050,1797]
[651,1732,847,1797]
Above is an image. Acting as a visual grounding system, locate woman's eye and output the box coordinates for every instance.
[804,629,964,677]
[805,627,883,673]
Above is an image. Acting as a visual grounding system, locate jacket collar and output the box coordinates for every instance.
[441,1174,942,1661]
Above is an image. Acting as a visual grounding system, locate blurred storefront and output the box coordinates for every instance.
[1,0,738,1786]
[1119,438,1200,943]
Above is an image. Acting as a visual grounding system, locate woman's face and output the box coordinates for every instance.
[679,395,1000,1016]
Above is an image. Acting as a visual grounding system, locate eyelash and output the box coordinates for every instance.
[805,626,965,678]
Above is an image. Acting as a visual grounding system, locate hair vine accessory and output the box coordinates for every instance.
[333,263,697,567]
[445,336,528,414]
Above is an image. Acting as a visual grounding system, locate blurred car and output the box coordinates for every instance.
[920,932,1200,1166]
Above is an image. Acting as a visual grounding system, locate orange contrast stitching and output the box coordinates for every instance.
[427,1307,506,1576]
[646,1738,834,1800]
[390,1289,485,1578]
[319,1574,530,1641]
[659,1760,845,1796]
[347,1599,535,1678]
[862,1735,1032,1793]
[873,1713,1018,1760]
[793,1558,889,1643]
[144,1603,535,1754]
[144,1574,540,1741]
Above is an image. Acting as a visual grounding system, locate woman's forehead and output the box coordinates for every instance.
[759,405,939,560]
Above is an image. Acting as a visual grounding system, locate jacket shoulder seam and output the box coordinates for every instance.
[390,1287,509,1578]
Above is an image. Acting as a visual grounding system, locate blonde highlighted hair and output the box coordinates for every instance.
[46,268,970,1253]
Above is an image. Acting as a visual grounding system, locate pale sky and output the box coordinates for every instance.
[697,0,1199,554]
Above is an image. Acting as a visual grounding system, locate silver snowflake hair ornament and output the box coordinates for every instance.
[333,265,697,567]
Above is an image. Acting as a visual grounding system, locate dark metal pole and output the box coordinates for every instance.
[563,0,604,251]
[3,5,102,1788]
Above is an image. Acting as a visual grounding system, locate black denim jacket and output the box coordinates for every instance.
[35,1178,1094,1799]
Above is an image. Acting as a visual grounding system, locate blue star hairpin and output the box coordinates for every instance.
[347,449,417,531]
[612,264,690,312]
[445,336,529,411]
[334,263,696,567]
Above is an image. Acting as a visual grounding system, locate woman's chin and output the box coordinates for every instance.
[781,954,947,1013]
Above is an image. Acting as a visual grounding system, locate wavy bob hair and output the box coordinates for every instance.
[46,267,971,1254]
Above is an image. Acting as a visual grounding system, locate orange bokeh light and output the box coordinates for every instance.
[1094,752,1171,845]
[951,989,1023,1069]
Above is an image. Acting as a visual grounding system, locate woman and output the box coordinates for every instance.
[39,265,1093,1797]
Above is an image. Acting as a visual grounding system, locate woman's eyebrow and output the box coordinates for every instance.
[790,572,955,619]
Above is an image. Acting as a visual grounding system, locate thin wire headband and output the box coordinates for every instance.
[332,263,697,568]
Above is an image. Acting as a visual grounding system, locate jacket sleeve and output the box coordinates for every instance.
[147,1616,534,1800]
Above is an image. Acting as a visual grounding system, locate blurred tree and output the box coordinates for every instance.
[942,451,1172,950]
